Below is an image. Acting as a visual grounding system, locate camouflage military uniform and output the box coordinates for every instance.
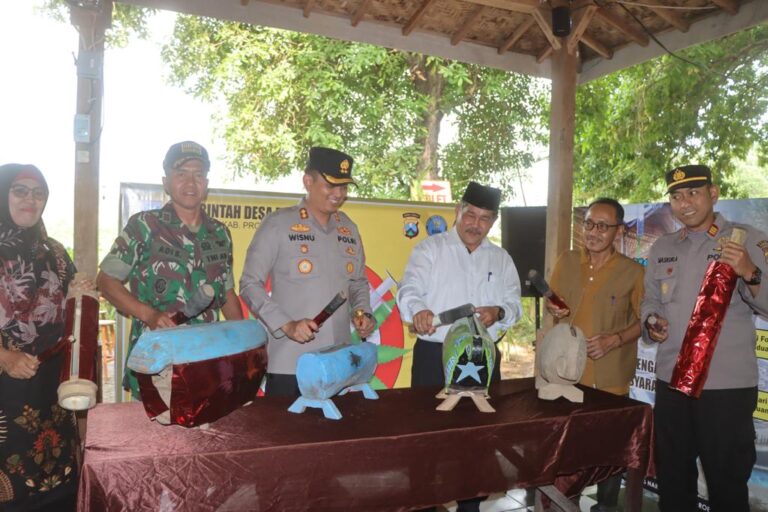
[239,199,372,375]
[100,202,236,396]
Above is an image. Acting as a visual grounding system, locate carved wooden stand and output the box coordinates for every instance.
[435,389,495,413]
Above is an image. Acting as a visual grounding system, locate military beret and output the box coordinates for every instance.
[665,164,712,193]
[461,181,501,212]
[307,147,355,185]
[163,141,210,174]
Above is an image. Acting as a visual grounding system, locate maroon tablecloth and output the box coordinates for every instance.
[78,378,652,511]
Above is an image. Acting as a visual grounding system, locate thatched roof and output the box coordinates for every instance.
[120,0,766,80]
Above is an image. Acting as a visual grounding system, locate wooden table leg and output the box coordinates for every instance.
[624,467,643,512]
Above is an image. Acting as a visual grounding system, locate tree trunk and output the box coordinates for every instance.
[407,54,444,182]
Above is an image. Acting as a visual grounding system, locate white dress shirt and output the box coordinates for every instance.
[397,227,522,343]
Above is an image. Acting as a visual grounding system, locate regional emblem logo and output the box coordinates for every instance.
[426,215,448,236]
[402,212,421,239]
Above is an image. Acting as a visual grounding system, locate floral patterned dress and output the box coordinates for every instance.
[0,218,78,510]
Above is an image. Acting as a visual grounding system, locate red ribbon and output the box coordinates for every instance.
[670,260,738,398]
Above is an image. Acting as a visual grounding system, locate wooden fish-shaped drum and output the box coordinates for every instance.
[288,342,379,420]
[127,320,268,427]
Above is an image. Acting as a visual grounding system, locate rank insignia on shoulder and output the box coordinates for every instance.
[334,213,341,222]
[346,262,354,274]
[707,224,719,237]
[291,224,311,233]
[337,226,352,236]
[300,244,309,254]
[299,208,309,220]
[758,241,768,262]
[345,246,356,256]
[298,259,313,274]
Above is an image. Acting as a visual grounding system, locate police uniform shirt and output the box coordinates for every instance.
[641,213,768,389]
[239,199,372,375]
[397,226,523,343]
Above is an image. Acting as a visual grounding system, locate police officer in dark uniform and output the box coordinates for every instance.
[240,147,375,396]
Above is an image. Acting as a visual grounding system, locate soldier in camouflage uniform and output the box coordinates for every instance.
[240,147,375,397]
[97,141,243,398]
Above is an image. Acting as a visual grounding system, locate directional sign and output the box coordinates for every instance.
[419,180,452,203]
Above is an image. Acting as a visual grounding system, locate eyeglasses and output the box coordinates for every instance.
[583,219,621,233]
[10,184,47,201]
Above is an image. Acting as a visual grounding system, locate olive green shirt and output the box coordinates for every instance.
[550,249,644,393]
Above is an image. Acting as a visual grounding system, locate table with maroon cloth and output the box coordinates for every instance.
[77,378,652,512]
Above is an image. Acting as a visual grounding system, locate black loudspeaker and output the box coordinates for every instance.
[501,206,546,298]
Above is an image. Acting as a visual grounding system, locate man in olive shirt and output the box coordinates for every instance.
[546,197,644,512]
[239,147,375,396]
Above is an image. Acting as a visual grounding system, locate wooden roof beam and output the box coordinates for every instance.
[595,6,649,46]
[566,4,597,54]
[498,17,535,54]
[537,46,553,63]
[531,5,561,51]
[461,0,537,14]
[303,0,315,18]
[451,5,485,45]
[581,32,613,59]
[645,1,690,32]
[711,0,739,15]
[351,0,372,27]
[403,0,438,36]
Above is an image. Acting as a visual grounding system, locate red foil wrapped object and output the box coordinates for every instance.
[137,345,268,427]
[670,260,738,398]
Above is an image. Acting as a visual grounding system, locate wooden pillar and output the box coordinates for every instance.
[545,46,578,280]
[70,1,111,277]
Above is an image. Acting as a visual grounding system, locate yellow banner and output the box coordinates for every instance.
[756,329,768,361]
[121,184,456,389]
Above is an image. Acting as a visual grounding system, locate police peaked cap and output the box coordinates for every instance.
[307,147,355,185]
[665,164,712,193]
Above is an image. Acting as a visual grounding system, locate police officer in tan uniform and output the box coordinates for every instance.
[642,165,768,512]
[240,147,375,396]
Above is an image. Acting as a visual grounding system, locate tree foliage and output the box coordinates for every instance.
[41,1,154,46]
[574,24,768,204]
[161,16,546,199]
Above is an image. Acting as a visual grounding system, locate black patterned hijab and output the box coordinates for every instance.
[0,164,73,354]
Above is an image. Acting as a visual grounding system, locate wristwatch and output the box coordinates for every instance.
[497,306,505,321]
[744,267,762,286]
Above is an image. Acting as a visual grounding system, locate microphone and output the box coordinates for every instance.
[312,291,347,328]
[527,270,569,311]
[170,284,215,325]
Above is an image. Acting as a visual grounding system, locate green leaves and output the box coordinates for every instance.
[160,17,544,200]
[574,25,768,203]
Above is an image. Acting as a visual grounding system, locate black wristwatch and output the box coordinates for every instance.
[744,267,762,286]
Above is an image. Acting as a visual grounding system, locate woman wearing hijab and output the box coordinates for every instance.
[0,164,79,511]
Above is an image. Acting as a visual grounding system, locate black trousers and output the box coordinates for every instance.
[411,338,501,512]
[654,380,757,512]
[264,373,300,397]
